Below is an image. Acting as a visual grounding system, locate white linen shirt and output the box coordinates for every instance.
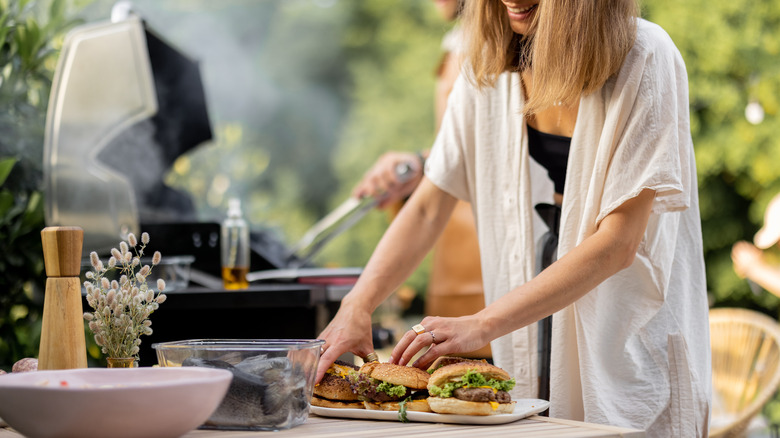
[425,19,711,437]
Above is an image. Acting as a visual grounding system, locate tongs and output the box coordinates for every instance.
[286,162,416,268]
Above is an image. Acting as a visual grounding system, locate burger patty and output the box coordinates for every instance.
[453,387,512,403]
[368,387,411,403]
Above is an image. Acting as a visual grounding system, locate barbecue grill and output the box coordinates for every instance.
[41,7,369,365]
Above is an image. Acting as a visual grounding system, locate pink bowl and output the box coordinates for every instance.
[0,367,232,438]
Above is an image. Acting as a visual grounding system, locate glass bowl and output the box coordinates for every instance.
[152,339,324,431]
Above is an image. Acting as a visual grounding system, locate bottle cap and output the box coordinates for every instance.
[227,198,242,218]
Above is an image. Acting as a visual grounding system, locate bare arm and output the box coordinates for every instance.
[392,189,657,367]
[315,178,458,382]
[732,241,780,297]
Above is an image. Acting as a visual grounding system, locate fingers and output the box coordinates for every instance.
[390,318,446,368]
[352,152,421,203]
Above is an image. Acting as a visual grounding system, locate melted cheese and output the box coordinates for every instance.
[477,385,498,394]
[489,401,499,410]
[327,363,354,378]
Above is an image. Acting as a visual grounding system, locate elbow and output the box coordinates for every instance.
[610,235,642,272]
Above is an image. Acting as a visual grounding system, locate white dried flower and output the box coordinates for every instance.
[85,271,94,280]
[157,279,166,291]
[156,294,167,304]
[152,251,162,266]
[84,235,164,361]
[127,233,137,247]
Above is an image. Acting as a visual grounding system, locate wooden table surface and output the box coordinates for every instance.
[1,413,644,438]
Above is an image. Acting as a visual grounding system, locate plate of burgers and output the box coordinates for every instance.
[310,357,549,425]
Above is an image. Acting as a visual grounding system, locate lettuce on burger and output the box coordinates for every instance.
[427,362,516,415]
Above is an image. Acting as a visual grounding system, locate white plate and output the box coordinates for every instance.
[0,367,232,438]
[311,398,549,425]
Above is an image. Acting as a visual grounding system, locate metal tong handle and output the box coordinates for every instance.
[287,162,417,268]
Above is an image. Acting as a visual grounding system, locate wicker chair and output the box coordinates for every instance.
[709,307,780,437]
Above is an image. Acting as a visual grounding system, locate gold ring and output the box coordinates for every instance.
[430,331,437,343]
[364,351,379,363]
[412,324,426,335]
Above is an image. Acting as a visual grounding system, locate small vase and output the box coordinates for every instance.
[106,357,137,368]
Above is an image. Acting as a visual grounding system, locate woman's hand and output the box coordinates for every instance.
[732,241,764,278]
[315,300,375,384]
[389,314,490,370]
[352,151,424,208]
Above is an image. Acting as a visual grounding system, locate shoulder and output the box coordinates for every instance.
[630,18,685,65]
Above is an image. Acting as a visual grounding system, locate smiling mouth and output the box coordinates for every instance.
[506,4,538,18]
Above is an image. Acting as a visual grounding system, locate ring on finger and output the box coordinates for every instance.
[430,331,437,344]
[364,351,379,363]
[412,324,426,335]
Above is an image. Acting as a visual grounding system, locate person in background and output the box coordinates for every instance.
[319,0,711,435]
[351,0,491,359]
[732,193,780,296]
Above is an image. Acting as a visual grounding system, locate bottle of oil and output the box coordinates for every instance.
[221,198,250,289]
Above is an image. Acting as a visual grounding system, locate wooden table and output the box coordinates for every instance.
[1,414,644,438]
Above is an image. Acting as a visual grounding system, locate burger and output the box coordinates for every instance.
[349,362,431,412]
[427,362,516,415]
[427,356,488,374]
[311,360,364,409]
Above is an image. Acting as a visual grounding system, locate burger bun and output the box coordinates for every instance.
[428,397,515,416]
[363,398,432,412]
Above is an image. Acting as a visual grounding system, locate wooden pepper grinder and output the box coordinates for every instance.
[38,226,88,370]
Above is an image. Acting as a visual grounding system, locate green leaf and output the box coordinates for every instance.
[0,158,17,186]
[0,189,14,218]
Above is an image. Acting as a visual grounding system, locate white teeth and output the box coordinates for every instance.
[508,5,534,13]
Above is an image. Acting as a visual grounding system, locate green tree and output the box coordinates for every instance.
[0,0,83,370]
[644,0,780,311]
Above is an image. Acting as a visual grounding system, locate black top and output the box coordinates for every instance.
[527,124,571,194]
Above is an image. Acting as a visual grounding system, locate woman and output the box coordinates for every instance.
[318,1,711,435]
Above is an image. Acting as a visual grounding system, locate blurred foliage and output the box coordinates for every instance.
[643,0,780,313]
[0,0,84,370]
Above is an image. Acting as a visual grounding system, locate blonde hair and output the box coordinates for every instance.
[462,0,638,114]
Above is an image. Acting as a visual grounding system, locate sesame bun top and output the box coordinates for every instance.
[358,362,430,390]
[428,362,511,389]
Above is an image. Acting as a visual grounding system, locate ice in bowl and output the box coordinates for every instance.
[153,338,324,431]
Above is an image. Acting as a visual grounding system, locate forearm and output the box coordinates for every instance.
[343,178,457,312]
[478,189,655,341]
[744,262,780,297]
